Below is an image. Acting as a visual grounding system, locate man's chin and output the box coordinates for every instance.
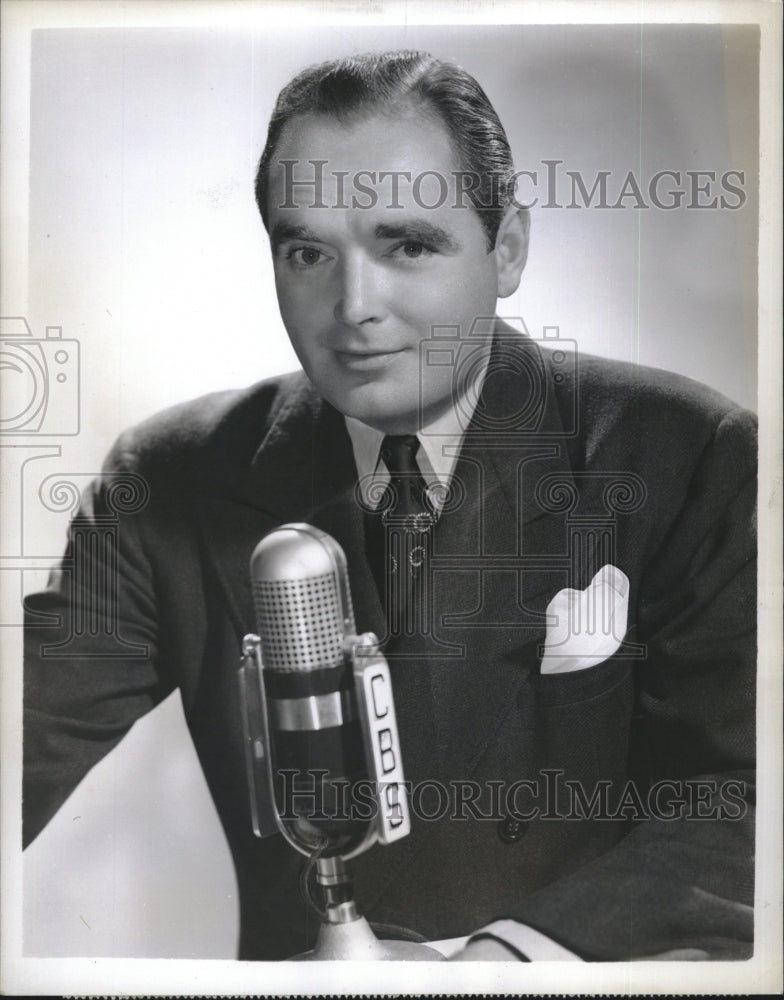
[330,390,420,434]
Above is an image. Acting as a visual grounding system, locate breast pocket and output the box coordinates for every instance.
[523,648,637,809]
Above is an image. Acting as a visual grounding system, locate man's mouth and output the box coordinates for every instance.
[334,347,405,369]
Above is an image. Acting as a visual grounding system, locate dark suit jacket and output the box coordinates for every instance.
[23,333,756,960]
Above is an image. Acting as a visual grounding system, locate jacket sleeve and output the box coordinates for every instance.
[501,405,757,960]
[23,440,173,848]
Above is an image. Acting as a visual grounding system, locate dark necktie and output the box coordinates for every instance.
[381,435,434,525]
[365,434,436,639]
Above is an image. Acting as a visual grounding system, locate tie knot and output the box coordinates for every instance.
[380,435,420,477]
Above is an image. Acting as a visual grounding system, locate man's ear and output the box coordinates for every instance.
[494,206,529,298]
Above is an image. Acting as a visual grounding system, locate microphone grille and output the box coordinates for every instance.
[253,572,346,672]
[250,524,355,673]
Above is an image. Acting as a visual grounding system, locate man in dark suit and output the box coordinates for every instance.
[23,50,756,961]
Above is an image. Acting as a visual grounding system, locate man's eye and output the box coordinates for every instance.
[288,246,327,267]
[389,240,433,260]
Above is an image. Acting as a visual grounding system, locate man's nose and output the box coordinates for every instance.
[334,256,385,327]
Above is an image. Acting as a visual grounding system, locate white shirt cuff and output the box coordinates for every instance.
[433,919,582,961]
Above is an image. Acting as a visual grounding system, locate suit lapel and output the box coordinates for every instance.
[197,376,385,643]
[418,331,578,781]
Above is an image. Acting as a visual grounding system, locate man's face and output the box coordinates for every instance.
[267,108,500,434]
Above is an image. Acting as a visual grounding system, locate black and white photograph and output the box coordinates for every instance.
[1,0,781,995]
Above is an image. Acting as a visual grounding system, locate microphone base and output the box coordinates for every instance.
[293,916,444,961]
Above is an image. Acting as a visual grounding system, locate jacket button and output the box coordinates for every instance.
[497,816,527,843]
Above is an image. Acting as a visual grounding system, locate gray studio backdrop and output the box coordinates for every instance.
[21,23,758,956]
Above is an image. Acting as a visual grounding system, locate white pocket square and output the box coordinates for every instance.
[540,565,630,675]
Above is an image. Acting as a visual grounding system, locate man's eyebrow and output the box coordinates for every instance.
[374,220,462,253]
[269,221,324,251]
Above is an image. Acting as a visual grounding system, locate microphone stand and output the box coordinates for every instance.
[295,855,443,961]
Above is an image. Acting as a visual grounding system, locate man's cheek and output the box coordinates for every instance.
[408,273,481,323]
[278,289,325,331]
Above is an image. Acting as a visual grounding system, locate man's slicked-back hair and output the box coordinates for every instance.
[255,50,516,249]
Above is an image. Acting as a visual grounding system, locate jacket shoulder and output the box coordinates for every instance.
[555,351,757,469]
[102,370,311,486]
